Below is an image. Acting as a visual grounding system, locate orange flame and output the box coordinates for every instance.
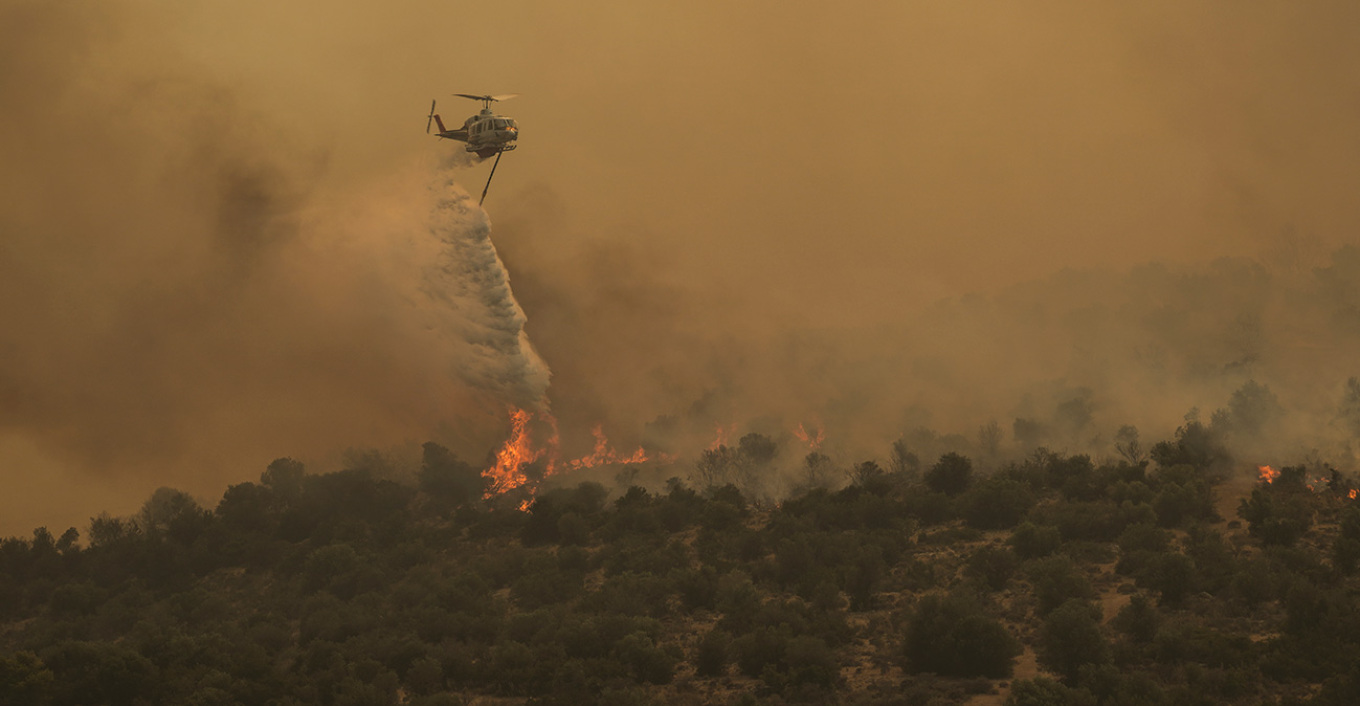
[794,423,825,450]
[568,424,650,470]
[709,423,735,451]
[483,409,673,509]
[483,408,543,497]
[1350,489,1357,500]
[1258,465,1279,484]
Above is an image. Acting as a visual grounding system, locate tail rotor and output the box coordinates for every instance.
[426,99,437,133]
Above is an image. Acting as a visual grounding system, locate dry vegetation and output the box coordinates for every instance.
[2,423,1360,706]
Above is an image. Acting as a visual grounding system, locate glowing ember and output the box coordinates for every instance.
[1350,489,1357,500]
[1258,465,1280,484]
[793,423,825,450]
[483,408,544,497]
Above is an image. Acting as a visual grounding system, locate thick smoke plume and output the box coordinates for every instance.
[0,1,549,534]
[6,0,1360,529]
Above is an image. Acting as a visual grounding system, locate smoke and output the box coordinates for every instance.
[500,206,1360,496]
[6,0,1360,527]
[0,1,550,534]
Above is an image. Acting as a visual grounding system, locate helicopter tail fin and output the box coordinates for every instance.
[433,114,447,133]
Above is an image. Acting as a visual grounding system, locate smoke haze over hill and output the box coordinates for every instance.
[2,0,1360,534]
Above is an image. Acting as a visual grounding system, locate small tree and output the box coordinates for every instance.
[1005,677,1096,706]
[418,442,483,505]
[1335,505,1360,575]
[260,457,306,501]
[888,439,920,478]
[694,446,737,489]
[1216,380,1283,437]
[0,651,53,705]
[960,477,1036,529]
[979,421,1003,459]
[1149,421,1229,473]
[803,452,836,489]
[694,628,730,677]
[1114,425,1146,465]
[1009,522,1062,560]
[903,593,1020,678]
[1111,594,1159,643]
[1026,556,1095,616]
[966,545,1019,592]
[1038,600,1109,682]
[1238,484,1313,546]
[926,453,973,496]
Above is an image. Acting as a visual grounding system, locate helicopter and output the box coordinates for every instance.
[426,93,519,159]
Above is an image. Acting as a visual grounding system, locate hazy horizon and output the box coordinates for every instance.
[3,0,1360,536]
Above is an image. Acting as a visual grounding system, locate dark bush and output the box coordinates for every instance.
[1033,500,1155,543]
[1238,485,1314,547]
[1038,600,1109,682]
[1110,593,1159,643]
[960,477,1036,530]
[903,490,956,526]
[1005,676,1097,706]
[926,453,974,496]
[782,635,840,689]
[732,626,789,678]
[1152,481,1215,527]
[966,545,1019,592]
[1026,556,1094,616]
[0,651,53,705]
[613,632,674,685]
[903,593,1020,679]
[1149,422,1230,473]
[694,628,730,677]
[418,443,484,506]
[1117,523,1171,554]
[1009,522,1062,560]
[1138,552,1196,606]
[43,641,158,706]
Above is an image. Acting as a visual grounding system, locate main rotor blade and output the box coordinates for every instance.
[453,93,519,102]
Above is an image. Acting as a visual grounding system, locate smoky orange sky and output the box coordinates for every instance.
[3,0,1360,536]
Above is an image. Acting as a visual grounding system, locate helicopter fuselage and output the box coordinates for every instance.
[432,108,517,159]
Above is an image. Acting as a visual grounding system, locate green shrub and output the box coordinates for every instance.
[1038,600,1109,682]
[966,546,1019,592]
[1110,594,1159,643]
[694,629,730,677]
[960,477,1036,530]
[1026,556,1095,616]
[1005,676,1097,706]
[1238,486,1314,547]
[926,453,974,496]
[1010,523,1062,560]
[903,593,1020,679]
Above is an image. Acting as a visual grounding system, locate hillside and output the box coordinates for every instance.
[2,427,1360,706]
